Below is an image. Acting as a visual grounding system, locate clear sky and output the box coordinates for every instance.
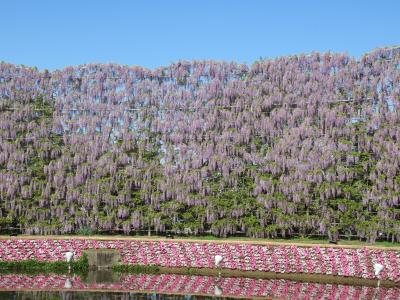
[1,0,399,70]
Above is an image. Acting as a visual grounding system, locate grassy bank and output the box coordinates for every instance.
[112,264,160,273]
[0,253,88,275]
[183,235,400,247]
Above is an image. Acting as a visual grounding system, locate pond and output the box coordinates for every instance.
[0,270,398,299]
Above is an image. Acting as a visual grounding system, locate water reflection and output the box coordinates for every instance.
[0,271,398,299]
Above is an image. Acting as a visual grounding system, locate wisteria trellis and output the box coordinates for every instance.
[0,47,399,241]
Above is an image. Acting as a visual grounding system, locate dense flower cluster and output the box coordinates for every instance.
[0,273,399,299]
[0,47,400,240]
[0,239,399,281]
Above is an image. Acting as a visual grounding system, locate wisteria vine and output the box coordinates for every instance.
[0,47,399,241]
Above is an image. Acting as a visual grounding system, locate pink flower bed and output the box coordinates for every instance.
[0,239,399,281]
[0,273,399,299]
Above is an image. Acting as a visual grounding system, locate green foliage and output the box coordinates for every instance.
[0,217,12,227]
[0,253,88,275]
[76,227,96,236]
[112,264,160,274]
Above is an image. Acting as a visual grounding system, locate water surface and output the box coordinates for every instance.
[0,271,397,299]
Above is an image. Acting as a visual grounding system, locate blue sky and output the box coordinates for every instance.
[1,0,399,70]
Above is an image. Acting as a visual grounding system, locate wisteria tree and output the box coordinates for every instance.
[0,47,399,242]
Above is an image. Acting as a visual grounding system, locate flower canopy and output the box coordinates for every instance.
[0,47,399,241]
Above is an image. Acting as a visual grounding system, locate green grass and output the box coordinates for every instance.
[181,235,400,247]
[3,234,400,248]
[0,253,88,275]
[112,264,160,273]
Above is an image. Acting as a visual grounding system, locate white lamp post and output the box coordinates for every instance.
[214,285,222,296]
[214,255,223,267]
[214,255,223,277]
[64,278,72,289]
[64,251,74,272]
[373,263,384,288]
